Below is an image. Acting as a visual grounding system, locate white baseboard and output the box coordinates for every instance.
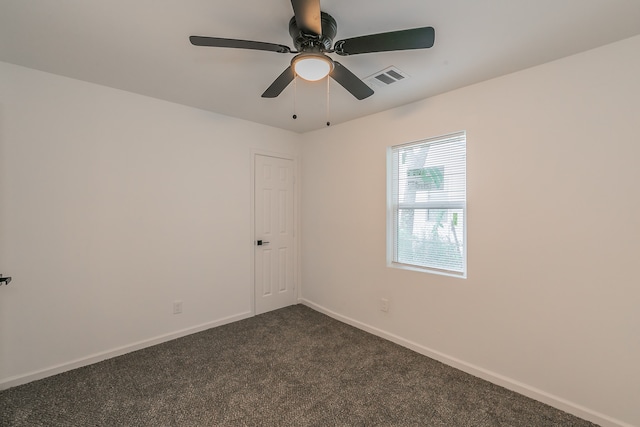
[300,299,631,427]
[0,311,253,391]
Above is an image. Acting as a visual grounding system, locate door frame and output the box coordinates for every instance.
[250,149,300,315]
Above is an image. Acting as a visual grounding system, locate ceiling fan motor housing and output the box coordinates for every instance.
[289,12,337,52]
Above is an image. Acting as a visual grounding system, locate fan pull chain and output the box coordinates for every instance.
[292,76,298,120]
[326,76,331,127]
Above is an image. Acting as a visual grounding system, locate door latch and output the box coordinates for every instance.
[256,240,270,246]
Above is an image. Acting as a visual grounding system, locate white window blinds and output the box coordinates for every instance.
[389,131,466,276]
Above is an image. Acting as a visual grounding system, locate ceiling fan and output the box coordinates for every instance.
[190,0,435,100]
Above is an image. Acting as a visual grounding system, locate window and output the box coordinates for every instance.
[387,131,466,277]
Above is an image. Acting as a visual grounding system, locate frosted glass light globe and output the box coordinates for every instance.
[294,56,333,81]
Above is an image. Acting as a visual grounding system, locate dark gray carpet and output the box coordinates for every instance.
[0,304,597,426]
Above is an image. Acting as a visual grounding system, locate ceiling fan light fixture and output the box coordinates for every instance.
[293,54,334,81]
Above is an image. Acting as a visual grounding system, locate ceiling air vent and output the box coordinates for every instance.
[364,66,409,89]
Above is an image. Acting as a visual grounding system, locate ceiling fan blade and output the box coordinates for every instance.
[330,61,374,100]
[262,66,296,98]
[190,36,291,53]
[334,27,435,56]
[290,0,322,35]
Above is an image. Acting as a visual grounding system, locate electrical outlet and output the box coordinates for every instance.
[173,300,183,315]
[380,298,389,313]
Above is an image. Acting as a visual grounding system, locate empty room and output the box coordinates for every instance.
[1,1,639,426]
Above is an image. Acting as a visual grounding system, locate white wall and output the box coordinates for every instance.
[300,36,640,427]
[0,61,299,386]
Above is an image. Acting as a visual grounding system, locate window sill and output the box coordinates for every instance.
[388,261,467,279]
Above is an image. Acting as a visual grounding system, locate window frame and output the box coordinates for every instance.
[386,132,467,278]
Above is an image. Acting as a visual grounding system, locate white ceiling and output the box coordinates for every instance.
[2,0,640,133]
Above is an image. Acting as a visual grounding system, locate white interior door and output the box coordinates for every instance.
[254,154,295,315]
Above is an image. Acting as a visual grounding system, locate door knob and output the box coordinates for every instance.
[256,240,270,246]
